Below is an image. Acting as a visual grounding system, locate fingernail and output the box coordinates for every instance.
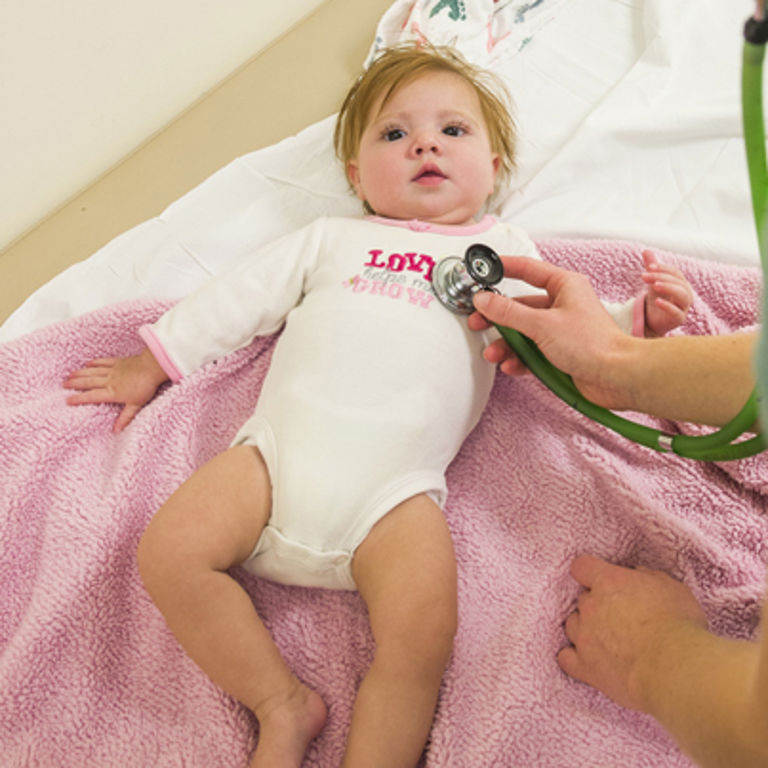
[473,292,491,310]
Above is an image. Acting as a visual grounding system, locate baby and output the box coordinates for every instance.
[64,44,692,767]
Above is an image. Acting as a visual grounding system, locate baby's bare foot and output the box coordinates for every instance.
[250,680,327,768]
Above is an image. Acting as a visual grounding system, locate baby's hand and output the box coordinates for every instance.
[641,249,693,337]
[63,348,169,432]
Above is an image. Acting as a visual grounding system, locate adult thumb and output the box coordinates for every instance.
[473,291,530,331]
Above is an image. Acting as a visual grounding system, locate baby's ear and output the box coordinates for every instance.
[488,154,501,197]
[347,161,364,200]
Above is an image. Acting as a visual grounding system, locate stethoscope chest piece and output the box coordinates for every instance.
[432,244,504,315]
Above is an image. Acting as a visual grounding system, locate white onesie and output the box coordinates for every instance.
[141,215,641,590]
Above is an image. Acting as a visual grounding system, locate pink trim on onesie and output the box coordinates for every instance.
[365,215,497,236]
[138,324,184,383]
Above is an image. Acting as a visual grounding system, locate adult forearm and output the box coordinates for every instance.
[472,261,758,427]
[637,625,768,768]
[601,332,757,427]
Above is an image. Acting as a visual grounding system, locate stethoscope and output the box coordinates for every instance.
[431,8,768,461]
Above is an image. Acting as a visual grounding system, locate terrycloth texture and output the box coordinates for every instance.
[1,239,765,767]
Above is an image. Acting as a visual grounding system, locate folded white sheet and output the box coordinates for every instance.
[501,0,760,265]
[0,0,758,343]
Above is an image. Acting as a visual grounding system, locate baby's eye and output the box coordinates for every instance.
[383,128,406,142]
[443,124,468,137]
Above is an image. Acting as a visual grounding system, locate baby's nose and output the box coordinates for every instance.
[413,133,442,155]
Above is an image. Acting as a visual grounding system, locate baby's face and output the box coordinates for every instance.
[347,71,500,227]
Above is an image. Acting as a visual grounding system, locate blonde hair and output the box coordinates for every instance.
[334,43,517,212]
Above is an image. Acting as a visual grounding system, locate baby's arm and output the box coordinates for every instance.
[642,249,693,337]
[63,347,169,432]
[62,220,326,432]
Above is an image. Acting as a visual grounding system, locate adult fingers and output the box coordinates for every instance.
[563,610,580,644]
[498,356,530,377]
[482,336,513,363]
[569,554,613,588]
[472,290,540,332]
[556,645,584,681]
[467,310,492,331]
[468,293,551,331]
[497,255,566,289]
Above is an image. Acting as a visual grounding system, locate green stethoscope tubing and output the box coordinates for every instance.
[488,22,768,461]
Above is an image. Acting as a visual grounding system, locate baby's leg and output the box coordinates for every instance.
[344,494,458,767]
[136,445,326,767]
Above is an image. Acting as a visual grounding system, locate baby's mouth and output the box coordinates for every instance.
[413,164,447,184]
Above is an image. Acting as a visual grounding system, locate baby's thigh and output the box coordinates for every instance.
[352,493,458,646]
[139,445,272,572]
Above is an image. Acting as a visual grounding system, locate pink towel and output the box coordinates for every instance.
[1,239,766,767]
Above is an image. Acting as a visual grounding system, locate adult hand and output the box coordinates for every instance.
[557,555,709,712]
[468,257,632,410]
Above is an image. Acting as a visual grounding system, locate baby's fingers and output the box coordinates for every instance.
[642,271,685,292]
[65,388,116,406]
[68,358,122,375]
[650,280,693,310]
[113,404,141,433]
[65,389,140,432]
[643,265,692,299]
[642,261,686,279]
[648,298,688,333]
[63,370,110,390]
[64,357,117,380]
[85,357,124,367]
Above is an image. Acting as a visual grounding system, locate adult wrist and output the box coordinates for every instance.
[582,331,644,412]
[629,618,711,718]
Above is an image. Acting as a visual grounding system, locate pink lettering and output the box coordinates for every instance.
[404,253,436,282]
[369,280,388,296]
[406,287,434,308]
[364,249,386,268]
[346,273,432,309]
[364,248,436,282]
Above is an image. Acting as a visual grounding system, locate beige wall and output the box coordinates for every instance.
[0,0,328,251]
[0,0,392,325]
